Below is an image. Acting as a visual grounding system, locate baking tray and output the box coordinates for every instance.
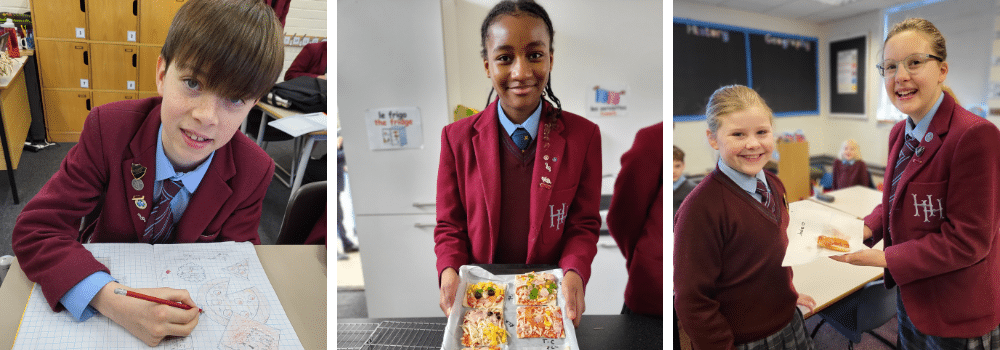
[440,265,580,349]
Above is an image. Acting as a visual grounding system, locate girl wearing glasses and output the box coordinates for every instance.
[832,18,1000,348]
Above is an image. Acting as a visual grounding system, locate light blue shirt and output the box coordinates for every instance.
[904,92,944,142]
[673,174,687,191]
[60,125,215,321]
[498,101,542,140]
[718,159,770,203]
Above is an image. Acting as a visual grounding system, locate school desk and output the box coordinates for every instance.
[0,55,31,204]
[255,101,328,200]
[0,245,327,349]
[791,185,885,318]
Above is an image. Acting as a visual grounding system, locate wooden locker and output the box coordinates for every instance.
[93,91,138,108]
[31,0,89,40]
[35,40,91,89]
[43,90,93,142]
[91,43,139,91]
[89,0,139,42]
[139,0,188,45]
[139,46,162,92]
[139,92,160,100]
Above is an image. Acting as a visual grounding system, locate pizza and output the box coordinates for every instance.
[461,308,507,347]
[463,281,505,309]
[516,305,566,339]
[818,235,850,252]
[514,272,558,306]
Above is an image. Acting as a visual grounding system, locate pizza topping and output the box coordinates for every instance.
[474,290,482,299]
[487,287,495,297]
[818,235,850,252]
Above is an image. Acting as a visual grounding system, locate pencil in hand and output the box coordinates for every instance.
[114,288,203,313]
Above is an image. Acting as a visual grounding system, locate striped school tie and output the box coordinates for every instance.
[756,179,777,216]
[888,134,920,206]
[143,179,183,243]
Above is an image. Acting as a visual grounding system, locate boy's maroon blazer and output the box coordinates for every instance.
[864,92,1000,337]
[607,122,663,315]
[434,100,602,286]
[12,97,274,311]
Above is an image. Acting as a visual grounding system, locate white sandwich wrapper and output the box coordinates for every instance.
[782,200,866,266]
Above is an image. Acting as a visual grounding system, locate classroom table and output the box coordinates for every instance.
[254,101,327,200]
[0,56,31,204]
[790,186,885,318]
[0,245,327,349]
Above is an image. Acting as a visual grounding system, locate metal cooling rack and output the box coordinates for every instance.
[338,321,447,349]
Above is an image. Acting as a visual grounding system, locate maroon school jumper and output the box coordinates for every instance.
[674,168,797,350]
[831,159,873,190]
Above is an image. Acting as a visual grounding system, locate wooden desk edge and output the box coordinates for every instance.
[801,272,884,319]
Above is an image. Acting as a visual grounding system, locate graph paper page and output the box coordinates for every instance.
[13,242,304,349]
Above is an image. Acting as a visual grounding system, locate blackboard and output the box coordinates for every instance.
[673,18,818,121]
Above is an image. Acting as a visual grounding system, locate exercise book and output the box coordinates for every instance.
[13,241,304,349]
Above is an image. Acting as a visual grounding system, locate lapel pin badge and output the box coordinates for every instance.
[915,146,925,157]
[924,132,933,142]
[545,163,551,172]
[137,213,145,222]
[132,195,147,210]
[543,155,549,161]
[552,157,558,162]
[541,176,553,189]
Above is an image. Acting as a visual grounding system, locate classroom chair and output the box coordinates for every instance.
[811,279,897,349]
[276,180,326,244]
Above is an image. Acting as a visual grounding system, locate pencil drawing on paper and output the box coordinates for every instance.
[199,278,272,327]
[160,336,193,350]
[219,313,280,350]
[225,258,250,280]
[175,262,207,283]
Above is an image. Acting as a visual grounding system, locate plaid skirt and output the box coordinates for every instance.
[735,308,814,350]
[898,289,1000,350]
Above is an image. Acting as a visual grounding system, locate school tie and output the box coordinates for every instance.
[143,179,183,244]
[512,127,531,150]
[888,134,920,206]
[756,179,777,216]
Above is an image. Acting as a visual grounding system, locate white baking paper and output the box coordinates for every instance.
[441,265,580,350]
[781,200,866,266]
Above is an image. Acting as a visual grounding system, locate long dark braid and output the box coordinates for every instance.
[480,0,562,122]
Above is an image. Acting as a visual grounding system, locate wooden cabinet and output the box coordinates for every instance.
[35,40,90,89]
[31,0,182,142]
[139,0,187,45]
[91,43,138,91]
[777,141,811,202]
[0,59,32,171]
[89,0,138,42]
[42,90,92,142]
[31,0,88,40]
[93,91,138,108]
[138,46,161,92]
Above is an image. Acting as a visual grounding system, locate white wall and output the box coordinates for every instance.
[0,0,30,14]
[673,1,831,175]
[443,0,663,188]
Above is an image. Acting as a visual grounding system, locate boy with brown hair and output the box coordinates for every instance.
[11,0,283,345]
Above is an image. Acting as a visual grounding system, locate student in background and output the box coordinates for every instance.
[673,145,697,218]
[11,0,282,346]
[434,0,601,328]
[607,121,662,317]
[831,139,873,190]
[831,18,1000,349]
[675,85,815,350]
[284,40,326,81]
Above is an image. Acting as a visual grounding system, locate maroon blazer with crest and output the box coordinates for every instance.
[864,92,1000,337]
[12,97,274,311]
[434,100,602,285]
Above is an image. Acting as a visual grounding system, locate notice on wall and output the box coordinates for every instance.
[586,84,629,118]
[365,107,424,150]
[836,49,858,94]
